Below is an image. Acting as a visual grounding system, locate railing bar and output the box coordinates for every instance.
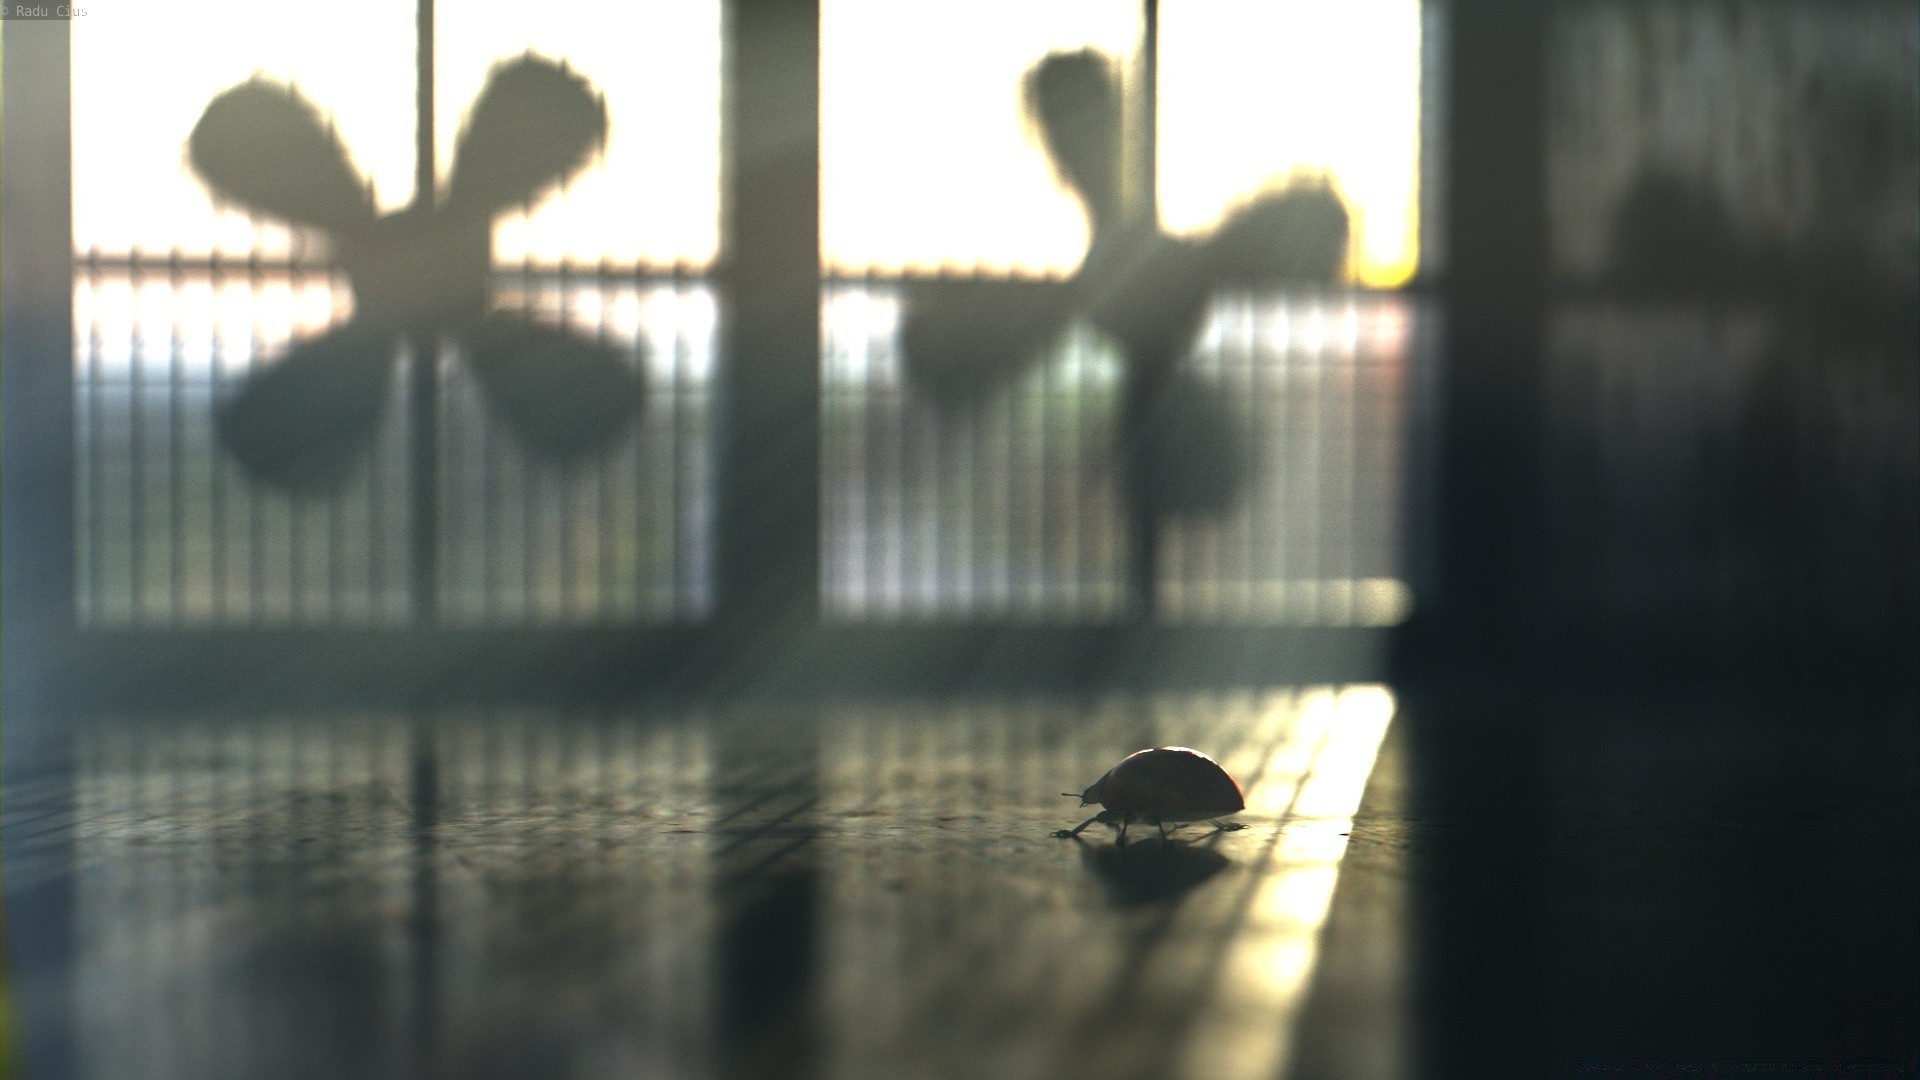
[480,305,499,625]
[167,247,187,623]
[128,247,148,620]
[1241,297,1259,622]
[595,262,614,622]
[922,366,940,617]
[84,253,105,623]
[556,260,575,621]
[1000,345,1017,616]
[246,239,265,622]
[666,282,686,618]
[1343,299,1361,624]
[1031,332,1049,617]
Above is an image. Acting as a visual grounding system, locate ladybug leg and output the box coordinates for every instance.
[1054,814,1105,839]
[1116,816,1131,845]
[1156,821,1169,841]
[1209,819,1247,832]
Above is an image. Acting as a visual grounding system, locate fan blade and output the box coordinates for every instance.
[216,325,399,494]
[1080,228,1216,369]
[444,56,608,218]
[1027,50,1123,228]
[1207,180,1350,286]
[1130,370,1249,520]
[899,279,1074,406]
[463,317,645,460]
[189,80,376,232]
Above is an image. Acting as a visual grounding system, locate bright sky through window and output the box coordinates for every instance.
[1158,0,1423,288]
[820,0,1146,278]
[822,0,1423,286]
[71,0,418,258]
[72,2,1417,285]
[70,0,722,268]
[433,0,722,267]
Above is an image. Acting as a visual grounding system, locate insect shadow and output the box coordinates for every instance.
[1062,832,1233,907]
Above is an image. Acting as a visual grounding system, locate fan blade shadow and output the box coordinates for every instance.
[216,324,400,494]
[1027,49,1124,227]
[1206,180,1351,286]
[462,316,647,460]
[444,55,609,219]
[1136,370,1250,520]
[898,278,1074,407]
[189,80,377,233]
[1081,228,1217,368]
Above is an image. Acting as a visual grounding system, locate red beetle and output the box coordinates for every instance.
[1054,746,1247,843]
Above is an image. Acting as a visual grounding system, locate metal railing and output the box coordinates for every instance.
[73,258,1417,629]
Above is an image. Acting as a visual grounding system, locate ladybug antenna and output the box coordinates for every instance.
[1061,792,1080,798]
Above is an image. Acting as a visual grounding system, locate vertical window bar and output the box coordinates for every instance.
[1123,0,1162,622]
[718,0,823,622]
[409,0,440,622]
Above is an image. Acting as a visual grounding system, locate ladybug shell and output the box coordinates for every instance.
[1080,747,1245,820]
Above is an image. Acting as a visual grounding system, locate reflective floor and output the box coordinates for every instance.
[6,688,1395,1080]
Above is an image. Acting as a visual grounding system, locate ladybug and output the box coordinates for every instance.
[1053,746,1247,843]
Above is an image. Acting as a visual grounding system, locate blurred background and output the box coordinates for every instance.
[3,1,1915,1078]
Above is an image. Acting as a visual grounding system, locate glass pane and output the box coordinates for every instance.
[1157,0,1425,289]
[69,2,723,626]
[821,0,1144,277]
[820,1,1426,624]
[436,0,723,268]
[1545,3,1919,628]
[72,1,419,258]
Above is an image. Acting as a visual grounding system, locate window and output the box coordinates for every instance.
[69,1,723,625]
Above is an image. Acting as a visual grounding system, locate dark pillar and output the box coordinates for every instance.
[1400,1,1552,1074]
[1122,0,1163,621]
[3,18,79,698]
[407,0,442,620]
[717,0,822,626]
[3,20,80,1080]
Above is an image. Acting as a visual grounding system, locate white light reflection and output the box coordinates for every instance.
[1176,685,1395,1080]
[816,688,1396,1080]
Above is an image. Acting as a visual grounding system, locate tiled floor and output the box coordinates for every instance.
[7,688,1395,1080]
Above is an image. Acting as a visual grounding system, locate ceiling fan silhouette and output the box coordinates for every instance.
[897,49,1351,518]
[190,54,646,494]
